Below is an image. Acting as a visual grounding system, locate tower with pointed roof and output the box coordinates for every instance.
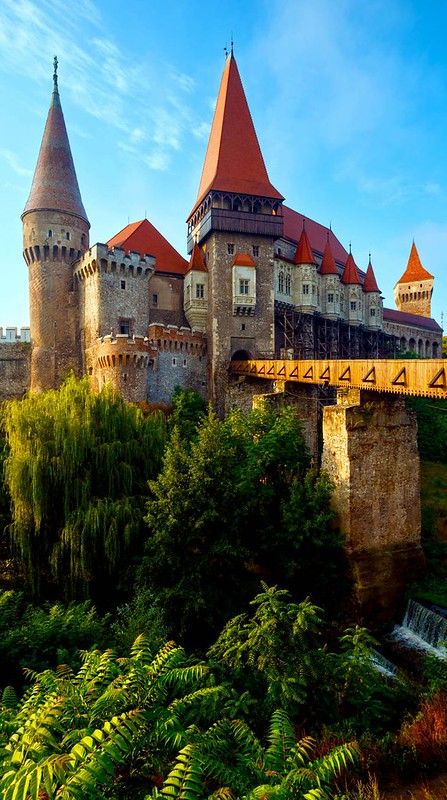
[363,256,382,330]
[319,234,341,321]
[186,52,284,408]
[341,249,364,327]
[22,58,90,391]
[394,242,433,319]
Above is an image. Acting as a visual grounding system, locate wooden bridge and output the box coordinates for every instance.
[230,358,447,399]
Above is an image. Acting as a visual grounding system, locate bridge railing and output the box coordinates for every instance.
[230,358,447,399]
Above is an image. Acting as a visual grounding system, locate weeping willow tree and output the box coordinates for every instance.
[3,376,166,601]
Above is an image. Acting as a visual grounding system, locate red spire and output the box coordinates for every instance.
[363,257,380,293]
[341,251,361,285]
[320,235,338,275]
[397,242,433,283]
[294,225,315,265]
[22,58,88,223]
[191,55,283,214]
[187,242,208,273]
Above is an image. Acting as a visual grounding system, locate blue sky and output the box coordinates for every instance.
[0,0,446,327]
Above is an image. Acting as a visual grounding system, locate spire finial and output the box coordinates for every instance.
[369,251,371,263]
[349,241,352,254]
[230,33,234,57]
[53,55,58,91]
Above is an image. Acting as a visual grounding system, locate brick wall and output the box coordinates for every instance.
[0,343,31,400]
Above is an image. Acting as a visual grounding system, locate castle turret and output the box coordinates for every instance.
[341,249,363,325]
[394,242,433,318]
[184,242,208,332]
[186,51,284,409]
[319,233,341,320]
[22,57,90,392]
[363,256,382,330]
[294,225,318,311]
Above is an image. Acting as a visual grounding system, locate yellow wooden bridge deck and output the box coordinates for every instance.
[230,359,447,399]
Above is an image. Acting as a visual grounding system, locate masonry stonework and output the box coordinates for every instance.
[0,343,31,400]
[322,389,425,618]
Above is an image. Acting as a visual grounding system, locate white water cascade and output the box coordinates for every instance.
[390,599,447,657]
[370,649,397,679]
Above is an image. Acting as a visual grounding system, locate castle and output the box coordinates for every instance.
[0,54,442,404]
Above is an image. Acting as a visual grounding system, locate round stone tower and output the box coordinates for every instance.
[22,57,90,392]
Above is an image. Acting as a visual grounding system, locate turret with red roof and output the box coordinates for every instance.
[319,234,341,320]
[363,255,382,330]
[394,242,434,319]
[341,248,364,325]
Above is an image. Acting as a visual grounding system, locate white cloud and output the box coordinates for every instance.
[0,149,32,177]
[144,151,170,171]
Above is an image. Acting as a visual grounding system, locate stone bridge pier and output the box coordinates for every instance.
[322,388,425,619]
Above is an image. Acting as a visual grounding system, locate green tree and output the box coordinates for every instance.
[141,405,338,646]
[3,376,166,601]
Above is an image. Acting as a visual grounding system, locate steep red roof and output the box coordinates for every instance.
[294,226,315,265]
[23,66,88,223]
[363,258,380,293]
[190,55,283,216]
[233,252,256,267]
[383,308,442,332]
[187,242,208,273]
[319,236,338,275]
[397,242,433,284]
[107,219,188,276]
[341,252,361,285]
[282,206,349,265]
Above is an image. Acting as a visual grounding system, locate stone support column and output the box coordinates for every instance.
[322,389,425,619]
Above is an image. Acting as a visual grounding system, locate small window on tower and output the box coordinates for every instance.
[241,323,246,331]
[227,243,234,255]
[239,278,249,295]
[370,308,376,317]
[121,280,126,290]
[252,245,259,257]
[196,284,204,299]
[303,284,309,295]
[172,357,177,366]
[48,229,53,238]
[350,301,357,311]
[327,293,334,303]
[66,231,70,241]
[119,320,131,336]
[152,293,158,305]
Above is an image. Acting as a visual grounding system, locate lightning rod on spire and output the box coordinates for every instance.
[53,55,58,90]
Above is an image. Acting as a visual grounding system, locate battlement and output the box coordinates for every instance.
[0,326,31,343]
[91,334,157,369]
[147,323,207,354]
[74,243,155,282]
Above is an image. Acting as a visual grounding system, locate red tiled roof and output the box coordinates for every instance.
[383,308,442,332]
[397,242,433,284]
[341,252,361,285]
[190,55,283,217]
[282,206,349,265]
[363,258,380,293]
[294,226,315,265]
[187,242,208,273]
[319,235,338,275]
[107,219,188,276]
[23,81,88,222]
[233,252,256,267]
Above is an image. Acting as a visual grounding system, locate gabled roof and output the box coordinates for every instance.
[294,226,315,265]
[319,236,338,275]
[383,308,442,332]
[22,66,88,223]
[107,219,188,276]
[187,242,208,273]
[397,242,433,284]
[341,252,361,285]
[233,252,256,267]
[190,55,283,217]
[363,258,380,293]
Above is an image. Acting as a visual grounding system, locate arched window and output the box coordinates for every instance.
[285,273,291,295]
[278,272,284,293]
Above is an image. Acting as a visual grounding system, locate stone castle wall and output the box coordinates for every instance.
[147,324,207,403]
[0,342,31,400]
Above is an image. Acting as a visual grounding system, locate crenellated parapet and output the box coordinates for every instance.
[147,323,207,355]
[146,323,207,403]
[86,334,156,402]
[73,243,155,283]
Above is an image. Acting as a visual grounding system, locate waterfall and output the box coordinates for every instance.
[370,648,397,679]
[390,599,447,657]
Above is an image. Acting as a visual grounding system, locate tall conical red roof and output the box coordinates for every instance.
[191,55,283,215]
[397,242,433,283]
[363,258,380,293]
[22,62,88,223]
[319,235,338,275]
[187,242,208,273]
[341,251,361,285]
[294,226,315,265]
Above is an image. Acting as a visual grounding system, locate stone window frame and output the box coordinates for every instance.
[350,301,357,311]
[327,292,334,304]
[239,278,250,295]
[118,317,133,336]
[227,243,235,255]
[120,279,126,290]
[196,283,204,299]
[303,284,310,295]
[252,245,259,257]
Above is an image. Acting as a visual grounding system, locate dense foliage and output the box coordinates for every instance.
[3,377,166,601]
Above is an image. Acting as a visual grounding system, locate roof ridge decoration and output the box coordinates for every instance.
[294,224,315,265]
[341,251,361,285]
[190,54,284,216]
[319,233,338,275]
[397,242,434,284]
[22,57,89,224]
[363,256,380,293]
